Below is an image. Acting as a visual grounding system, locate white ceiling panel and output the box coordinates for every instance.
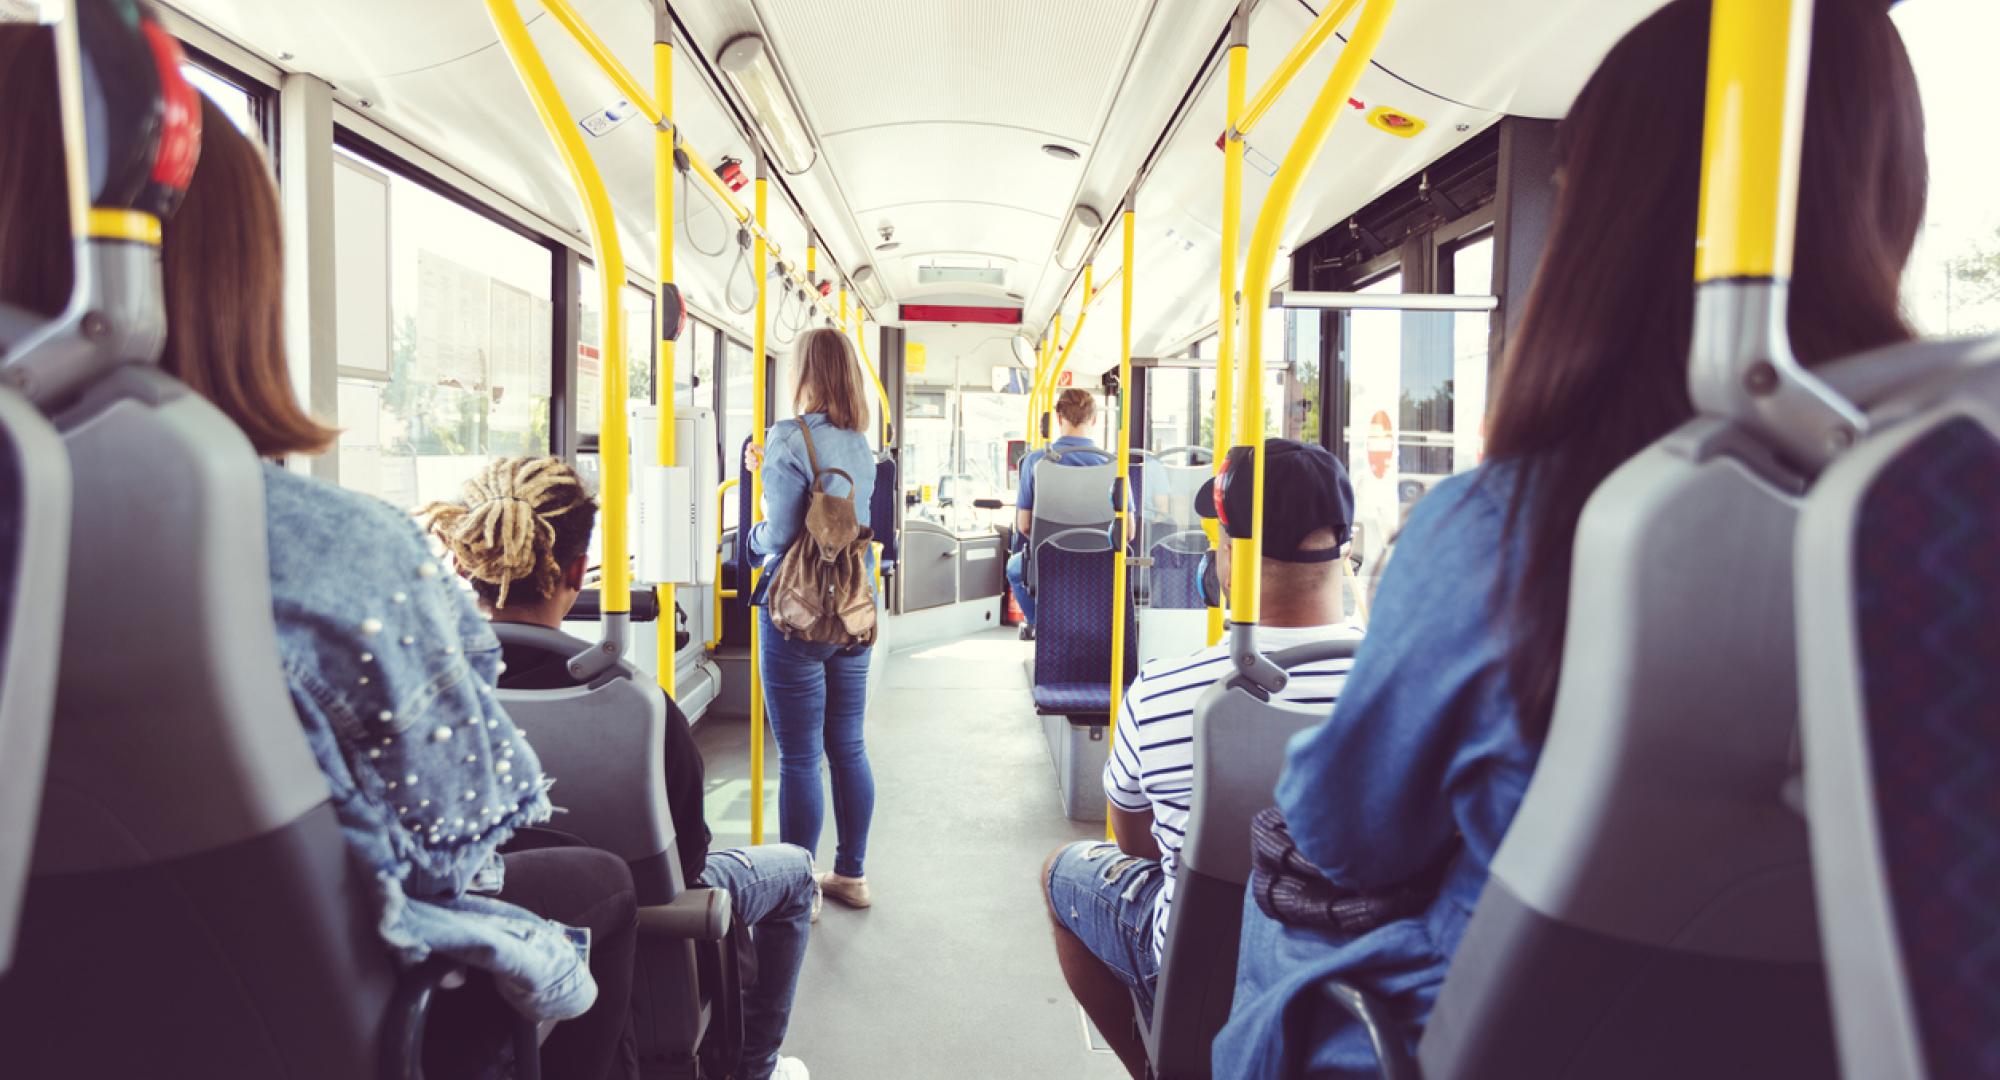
[757,0,1153,140]
[832,124,1082,222]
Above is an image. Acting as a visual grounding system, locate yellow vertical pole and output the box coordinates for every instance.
[748,165,770,846]
[1210,14,1246,647]
[1232,0,1394,639]
[1042,312,1063,447]
[653,7,677,697]
[1106,207,1136,841]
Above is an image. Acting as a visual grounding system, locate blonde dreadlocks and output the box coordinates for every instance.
[422,457,597,609]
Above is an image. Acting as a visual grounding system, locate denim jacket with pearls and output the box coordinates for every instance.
[261,464,594,1023]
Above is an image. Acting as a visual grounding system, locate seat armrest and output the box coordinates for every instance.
[381,957,543,1080]
[1319,981,1420,1080]
[638,886,733,942]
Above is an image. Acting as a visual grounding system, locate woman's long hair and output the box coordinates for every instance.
[1486,0,1926,741]
[792,328,870,432]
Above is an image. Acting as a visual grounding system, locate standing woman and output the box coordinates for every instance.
[746,328,880,907]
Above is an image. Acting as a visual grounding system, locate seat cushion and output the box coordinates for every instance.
[1034,681,1113,714]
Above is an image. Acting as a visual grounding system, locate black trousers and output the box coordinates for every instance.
[424,845,640,1080]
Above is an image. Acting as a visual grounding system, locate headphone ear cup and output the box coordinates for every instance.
[1199,550,1221,609]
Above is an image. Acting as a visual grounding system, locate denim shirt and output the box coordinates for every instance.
[261,464,595,1024]
[747,413,876,569]
[1215,465,1539,1077]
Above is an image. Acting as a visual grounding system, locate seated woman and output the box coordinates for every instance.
[78,88,637,1079]
[424,457,816,1080]
[1214,0,1926,1074]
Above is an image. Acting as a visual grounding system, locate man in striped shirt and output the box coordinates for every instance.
[1042,438,1365,1077]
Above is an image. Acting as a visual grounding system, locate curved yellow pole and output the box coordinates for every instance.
[707,479,740,651]
[749,171,769,846]
[487,0,632,635]
[1035,272,1093,443]
[1210,31,1246,648]
[1232,0,1395,634]
[1696,0,1809,283]
[540,0,662,126]
[654,16,677,697]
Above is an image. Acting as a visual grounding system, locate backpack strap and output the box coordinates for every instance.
[793,419,855,499]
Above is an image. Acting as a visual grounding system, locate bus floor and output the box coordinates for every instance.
[695,627,1127,1079]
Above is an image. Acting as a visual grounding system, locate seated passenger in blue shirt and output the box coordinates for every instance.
[426,457,818,1080]
[1007,388,1114,636]
[1214,2,1928,1075]
[1043,439,1363,1078]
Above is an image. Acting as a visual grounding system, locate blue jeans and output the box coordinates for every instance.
[701,844,816,1080]
[758,608,875,878]
[1006,550,1035,625]
[1045,840,1164,1013]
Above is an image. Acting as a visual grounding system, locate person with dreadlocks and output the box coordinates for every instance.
[427,457,817,1080]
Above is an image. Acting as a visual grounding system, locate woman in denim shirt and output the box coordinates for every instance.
[1216,2,1928,1074]
[745,329,879,909]
[149,98,639,1078]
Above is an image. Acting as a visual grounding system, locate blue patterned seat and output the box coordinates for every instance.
[1031,533,1118,717]
[1801,407,2000,1080]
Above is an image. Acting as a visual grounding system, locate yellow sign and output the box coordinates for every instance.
[906,342,928,376]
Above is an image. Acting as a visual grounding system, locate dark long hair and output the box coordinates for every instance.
[793,327,870,432]
[0,27,74,317]
[1486,0,1926,741]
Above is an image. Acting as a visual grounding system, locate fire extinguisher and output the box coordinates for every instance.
[715,156,748,193]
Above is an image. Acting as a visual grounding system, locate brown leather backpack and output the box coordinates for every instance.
[765,420,878,647]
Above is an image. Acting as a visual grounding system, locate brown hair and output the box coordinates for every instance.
[422,457,597,609]
[1485,0,1926,741]
[0,26,74,317]
[160,96,337,456]
[1055,388,1097,429]
[793,327,869,432]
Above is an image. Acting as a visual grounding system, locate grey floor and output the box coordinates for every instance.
[694,629,1127,1080]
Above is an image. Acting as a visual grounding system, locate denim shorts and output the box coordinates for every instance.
[1046,840,1165,1008]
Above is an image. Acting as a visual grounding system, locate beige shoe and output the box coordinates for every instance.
[816,870,872,909]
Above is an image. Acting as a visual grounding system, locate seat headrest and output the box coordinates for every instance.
[78,0,201,220]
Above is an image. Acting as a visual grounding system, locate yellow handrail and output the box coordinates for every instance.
[1695,0,1810,284]
[1237,0,1363,137]
[654,10,677,697]
[1231,0,1395,633]
[748,170,769,846]
[1036,267,1094,440]
[1210,27,1246,648]
[708,478,740,651]
[1105,207,1137,840]
[486,0,632,633]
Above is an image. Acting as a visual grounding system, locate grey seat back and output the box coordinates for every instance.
[1026,455,1114,592]
[1141,640,1359,1079]
[1416,419,1838,1079]
[1796,339,2000,1080]
[0,387,68,973]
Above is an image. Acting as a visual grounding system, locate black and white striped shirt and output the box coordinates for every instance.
[1104,623,1364,961]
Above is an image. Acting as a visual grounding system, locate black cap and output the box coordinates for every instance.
[1196,438,1354,562]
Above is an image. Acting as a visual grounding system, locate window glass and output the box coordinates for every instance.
[334,150,554,508]
[721,337,756,529]
[958,391,1016,533]
[1147,367,1195,451]
[577,275,655,437]
[1451,235,1496,475]
[677,320,711,413]
[180,63,257,136]
[1895,0,2000,335]
[903,389,957,529]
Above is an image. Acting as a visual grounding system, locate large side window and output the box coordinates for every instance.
[721,336,756,528]
[178,59,260,138]
[332,147,556,508]
[1895,0,2000,336]
[576,274,656,437]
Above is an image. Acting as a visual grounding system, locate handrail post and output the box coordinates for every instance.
[708,478,739,651]
[1236,0,1362,138]
[1689,0,1859,472]
[485,0,632,657]
[1210,3,1248,648]
[1231,0,1395,677]
[1106,205,1136,838]
[1041,270,1093,441]
[653,0,677,697]
[748,158,770,846]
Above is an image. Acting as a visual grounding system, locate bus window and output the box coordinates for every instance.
[577,276,656,436]
[1894,0,2000,336]
[959,391,1018,533]
[1147,367,1195,451]
[334,151,556,508]
[179,63,258,137]
[721,336,755,529]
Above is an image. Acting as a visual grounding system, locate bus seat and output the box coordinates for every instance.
[1024,454,1116,594]
[1031,527,1118,716]
[1147,532,1209,612]
[1796,342,2000,1080]
[1140,639,1360,1080]
[0,388,68,973]
[871,451,900,567]
[492,621,734,1074]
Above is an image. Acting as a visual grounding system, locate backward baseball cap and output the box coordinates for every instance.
[1195,438,1355,562]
